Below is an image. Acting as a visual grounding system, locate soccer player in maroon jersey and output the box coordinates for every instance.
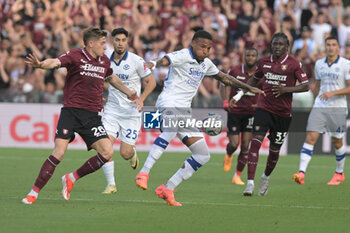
[232,33,309,196]
[222,48,259,186]
[22,27,137,204]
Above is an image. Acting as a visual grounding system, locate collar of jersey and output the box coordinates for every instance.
[188,46,196,60]
[82,48,102,62]
[325,55,340,67]
[110,50,129,66]
[270,53,288,64]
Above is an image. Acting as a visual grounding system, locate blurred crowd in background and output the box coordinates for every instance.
[0,0,350,109]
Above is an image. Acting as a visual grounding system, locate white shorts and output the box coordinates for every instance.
[102,113,141,145]
[306,107,347,139]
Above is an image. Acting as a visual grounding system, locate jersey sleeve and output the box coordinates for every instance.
[294,61,309,84]
[205,59,220,76]
[314,60,321,80]
[165,50,185,67]
[253,61,264,80]
[57,50,73,68]
[136,57,152,78]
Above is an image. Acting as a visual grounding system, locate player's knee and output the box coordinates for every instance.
[332,138,343,149]
[99,146,114,160]
[240,142,250,152]
[52,149,66,160]
[120,146,134,160]
[189,139,210,164]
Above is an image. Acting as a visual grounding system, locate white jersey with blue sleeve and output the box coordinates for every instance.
[155,47,220,108]
[313,56,350,108]
[104,50,152,117]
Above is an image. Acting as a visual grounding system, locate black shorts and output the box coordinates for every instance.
[55,107,108,150]
[227,113,254,135]
[253,108,292,148]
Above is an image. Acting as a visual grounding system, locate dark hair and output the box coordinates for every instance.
[111,27,129,37]
[325,36,339,44]
[246,47,258,55]
[192,30,212,41]
[271,32,290,46]
[82,27,107,46]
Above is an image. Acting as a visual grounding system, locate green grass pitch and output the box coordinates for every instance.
[0,148,349,233]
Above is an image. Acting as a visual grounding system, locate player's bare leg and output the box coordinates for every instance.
[224,134,239,172]
[293,131,319,184]
[22,138,69,204]
[62,138,113,200]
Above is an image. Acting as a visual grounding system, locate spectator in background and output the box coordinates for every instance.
[292,26,317,55]
[310,11,332,49]
[338,14,350,48]
[0,49,10,100]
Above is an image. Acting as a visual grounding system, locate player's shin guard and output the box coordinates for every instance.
[247,138,262,180]
[335,146,346,173]
[31,155,60,194]
[299,143,314,173]
[264,149,280,176]
[165,139,210,190]
[140,132,176,174]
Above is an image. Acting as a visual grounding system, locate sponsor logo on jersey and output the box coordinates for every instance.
[265,72,287,81]
[116,73,129,80]
[189,68,204,79]
[319,71,339,80]
[81,64,105,73]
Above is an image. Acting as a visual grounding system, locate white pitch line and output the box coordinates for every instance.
[2,196,349,211]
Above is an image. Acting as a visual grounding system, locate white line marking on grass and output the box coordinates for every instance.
[3,196,349,210]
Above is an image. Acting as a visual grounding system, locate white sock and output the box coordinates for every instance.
[102,161,116,185]
[68,172,76,183]
[28,189,38,198]
[140,145,165,174]
[335,146,346,173]
[262,173,269,179]
[247,179,254,185]
[299,143,314,172]
[165,161,196,190]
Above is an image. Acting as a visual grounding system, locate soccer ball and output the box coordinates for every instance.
[201,113,224,136]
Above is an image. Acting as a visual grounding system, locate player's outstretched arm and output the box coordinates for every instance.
[107,74,138,100]
[214,71,265,95]
[145,57,170,70]
[25,54,60,69]
[132,74,156,111]
[272,82,309,98]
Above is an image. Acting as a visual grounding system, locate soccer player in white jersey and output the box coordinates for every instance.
[293,36,350,185]
[101,28,156,194]
[135,30,265,206]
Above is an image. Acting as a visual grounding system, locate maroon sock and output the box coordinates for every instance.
[264,149,280,176]
[247,138,262,180]
[236,150,248,173]
[75,153,108,179]
[226,143,236,157]
[33,155,60,192]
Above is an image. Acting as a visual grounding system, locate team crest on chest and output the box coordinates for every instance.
[201,63,206,70]
[281,64,288,71]
[123,64,130,70]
